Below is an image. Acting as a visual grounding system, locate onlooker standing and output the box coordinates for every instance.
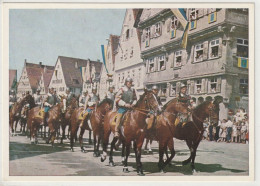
[241,119,247,144]
[226,118,233,143]
[209,122,214,141]
[203,118,209,140]
[237,122,242,143]
[232,119,238,143]
[215,120,221,141]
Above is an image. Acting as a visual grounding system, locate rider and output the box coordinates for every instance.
[9,89,17,109]
[105,85,115,101]
[177,83,192,125]
[43,88,57,126]
[146,85,162,128]
[64,88,73,110]
[80,87,100,128]
[33,88,42,107]
[79,91,88,107]
[114,77,137,138]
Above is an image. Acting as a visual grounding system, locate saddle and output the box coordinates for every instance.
[36,109,45,119]
[145,114,159,130]
[79,110,89,120]
[111,112,129,127]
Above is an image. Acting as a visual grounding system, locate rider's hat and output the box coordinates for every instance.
[125,77,133,84]
[152,85,159,90]
[180,83,187,89]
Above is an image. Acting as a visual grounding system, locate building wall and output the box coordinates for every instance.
[114,9,144,97]
[17,67,32,98]
[48,59,67,96]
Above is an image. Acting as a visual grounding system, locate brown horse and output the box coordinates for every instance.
[60,96,79,144]
[156,100,219,173]
[100,90,159,175]
[69,98,113,153]
[9,95,35,135]
[27,96,65,146]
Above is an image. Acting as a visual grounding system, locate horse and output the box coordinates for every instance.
[100,89,160,176]
[156,100,220,173]
[69,98,113,153]
[27,96,66,146]
[9,95,35,135]
[60,96,79,144]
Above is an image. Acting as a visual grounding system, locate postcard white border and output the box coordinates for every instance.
[1,2,255,183]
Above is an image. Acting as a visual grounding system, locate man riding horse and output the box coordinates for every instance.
[80,87,100,128]
[9,89,17,110]
[33,89,42,107]
[105,85,115,102]
[79,91,88,107]
[114,77,137,138]
[43,88,58,126]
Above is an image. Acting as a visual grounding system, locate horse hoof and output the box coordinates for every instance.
[160,169,166,173]
[30,141,35,144]
[46,141,49,144]
[123,167,129,173]
[109,161,115,167]
[192,169,197,174]
[137,171,145,176]
[101,157,105,162]
[182,160,190,166]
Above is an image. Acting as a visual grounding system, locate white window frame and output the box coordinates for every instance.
[148,58,155,73]
[171,16,178,29]
[190,8,198,21]
[210,78,217,93]
[145,27,151,39]
[159,55,166,71]
[194,43,204,62]
[239,78,248,95]
[175,50,183,67]
[195,79,202,94]
[170,83,176,97]
[209,39,220,59]
[155,22,161,37]
[237,38,248,58]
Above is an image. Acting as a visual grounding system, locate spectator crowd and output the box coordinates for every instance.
[202,108,249,144]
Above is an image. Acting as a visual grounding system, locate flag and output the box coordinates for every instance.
[101,45,108,73]
[171,8,189,48]
[238,57,248,68]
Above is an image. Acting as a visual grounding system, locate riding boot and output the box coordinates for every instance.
[114,113,123,138]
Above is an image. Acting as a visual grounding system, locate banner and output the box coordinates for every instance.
[101,45,108,73]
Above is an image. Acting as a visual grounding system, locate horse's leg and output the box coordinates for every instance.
[121,138,126,164]
[123,141,131,173]
[67,125,71,139]
[182,140,193,165]
[89,130,92,144]
[60,123,66,144]
[43,126,46,138]
[70,123,78,152]
[48,123,56,147]
[79,127,87,152]
[101,128,111,162]
[136,135,145,176]
[96,135,101,157]
[190,141,200,173]
[108,137,118,166]
[93,134,97,157]
[144,138,149,150]
[158,139,167,173]
[162,138,175,169]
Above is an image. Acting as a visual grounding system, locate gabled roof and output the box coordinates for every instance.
[58,56,102,88]
[9,69,17,90]
[42,67,54,90]
[25,62,54,90]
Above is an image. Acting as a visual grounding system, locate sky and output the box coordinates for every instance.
[9,9,126,78]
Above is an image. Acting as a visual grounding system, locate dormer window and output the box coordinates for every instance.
[126,29,130,40]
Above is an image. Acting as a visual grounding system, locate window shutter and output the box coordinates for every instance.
[198,9,204,18]
[190,80,195,94]
[190,45,194,63]
[167,19,171,32]
[216,77,221,92]
[207,79,211,93]
[201,78,206,93]
[181,51,187,65]
[171,52,175,68]
[203,41,209,61]
[150,25,154,38]
[218,37,223,57]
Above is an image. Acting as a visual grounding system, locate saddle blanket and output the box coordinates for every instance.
[36,109,45,119]
[79,110,89,120]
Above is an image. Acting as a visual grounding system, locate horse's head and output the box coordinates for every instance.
[136,89,160,114]
[69,96,79,109]
[163,98,189,115]
[24,94,35,108]
[97,98,114,113]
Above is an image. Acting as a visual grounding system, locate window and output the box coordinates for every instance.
[208,12,217,23]
[145,27,151,38]
[239,78,248,94]
[137,68,141,87]
[237,38,248,58]
[126,29,130,40]
[209,39,220,58]
[73,79,79,84]
[195,79,202,94]
[159,84,167,97]
[190,8,198,21]
[171,16,178,29]
[118,74,120,85]
[210,78,217,93]
[124,49,128,60]
[155,22,161,37]
[159,55,166,71]
[170,83,176,96]
[130,47,134,58]
[175,51,182,67]
[122,73,125,83]
[148,58,155,73]
[194,44,204,62]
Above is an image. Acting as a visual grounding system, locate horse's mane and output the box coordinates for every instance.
[162,98,177,110]
[194,100,212,111]
[134,93,146,107]
[98,98,114,107]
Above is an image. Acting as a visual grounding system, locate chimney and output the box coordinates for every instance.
[39,62,42,66]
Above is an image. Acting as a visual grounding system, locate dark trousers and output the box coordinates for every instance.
[226,127,232,141]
